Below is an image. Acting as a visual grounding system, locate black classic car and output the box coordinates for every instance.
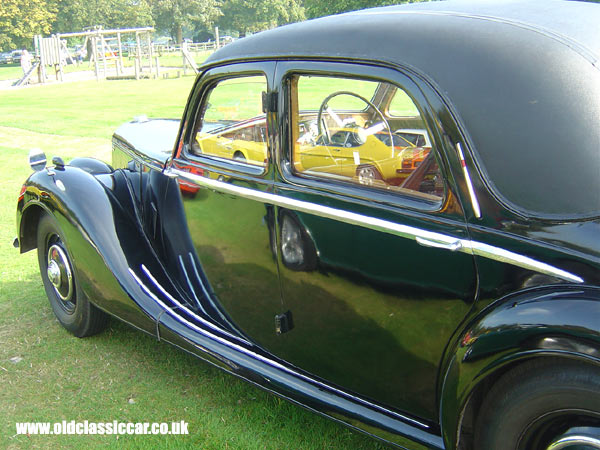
[15,1,600,449]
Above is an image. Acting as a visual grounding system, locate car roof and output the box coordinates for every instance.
[204,0,600,219]
[207,0,600,66]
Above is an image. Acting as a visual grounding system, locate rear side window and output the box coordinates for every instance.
[192,75,268,168]
[288,74,444,202]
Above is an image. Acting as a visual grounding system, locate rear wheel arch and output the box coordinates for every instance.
[232,150,247,161]
[440,287,600,448]
[454,354,600,450]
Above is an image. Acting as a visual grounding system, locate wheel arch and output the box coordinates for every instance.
[18,202,50,253]
[232,150,247,160]
[439,286,600,449]
[15,165,167,335]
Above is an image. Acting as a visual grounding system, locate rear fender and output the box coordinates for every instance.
[439,286,600,448]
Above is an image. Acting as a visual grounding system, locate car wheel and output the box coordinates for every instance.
[279,212,317,271]
[37,213,109,337]
[356,165,382,186]
[474,358,600,450]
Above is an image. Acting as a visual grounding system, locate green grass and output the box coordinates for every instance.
[0,77,196,138]
[0,63,23,81]
[0,73,388,449]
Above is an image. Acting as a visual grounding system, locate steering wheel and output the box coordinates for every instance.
[317,91,393,156]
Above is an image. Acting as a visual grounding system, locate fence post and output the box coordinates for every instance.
[93,35,100,81]
[146,32,153,75]
[135,31,142,77]
[116,32,124,76]
[55,35,64,82]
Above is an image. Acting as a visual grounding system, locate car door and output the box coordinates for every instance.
[271,62,477,422]
[170,62,285,350]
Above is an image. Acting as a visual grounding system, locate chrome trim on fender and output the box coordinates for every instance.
[547,435,600,450]
[139,265,250,345]
[178,254,208,316]
[129,265,432,431]
[167,167,583,284]
[456,143,481,219]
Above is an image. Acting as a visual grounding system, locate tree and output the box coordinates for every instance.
[0,0,57,51]
[151,0,221,44]
[53,0,154,34]
[303,0,430,19]
[219,0,304,36]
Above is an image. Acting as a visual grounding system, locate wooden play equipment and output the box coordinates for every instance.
[31,26,155,83]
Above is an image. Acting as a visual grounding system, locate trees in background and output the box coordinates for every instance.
[152,0,221,44]
[0,0,431,51]
[218,0,304,36]
[0,0,56,50]
[53,0,154,34]
[303,0,429,18]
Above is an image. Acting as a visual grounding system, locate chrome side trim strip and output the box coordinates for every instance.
[456,143,481,219]
[129,266,430,429]
[168,166,583,283]
[139,265,250,345]
[546,435,600,450]
[461,240,583,284]
[169,167,461,244]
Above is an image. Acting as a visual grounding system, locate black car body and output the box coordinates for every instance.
[16,1,600,449]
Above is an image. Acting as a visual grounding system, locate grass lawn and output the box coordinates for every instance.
[0,77,196,138]
[0,72,386,449]
[0,64,23,81]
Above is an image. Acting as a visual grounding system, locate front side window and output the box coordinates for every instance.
[192,75,268,168]
[289,74,444,201]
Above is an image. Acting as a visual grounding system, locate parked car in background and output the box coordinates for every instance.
[10,49,23,63]
[0,52,13,64]
[15,1,600,449]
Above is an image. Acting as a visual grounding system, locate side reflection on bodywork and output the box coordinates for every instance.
[179,172,284,351]
[268,205,475,421]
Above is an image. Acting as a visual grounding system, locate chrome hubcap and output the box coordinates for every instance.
[546,435,600,450]
[47,244,73,302]
[357,167,376,185]
[47,260,61,287]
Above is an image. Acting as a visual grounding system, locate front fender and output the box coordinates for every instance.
[439,286,600,448]
[17,165,177,334]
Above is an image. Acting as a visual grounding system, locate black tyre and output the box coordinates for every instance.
[37,213,109,337]
[474,358,600,450]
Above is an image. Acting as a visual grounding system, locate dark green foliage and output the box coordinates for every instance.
[303,0,432,19]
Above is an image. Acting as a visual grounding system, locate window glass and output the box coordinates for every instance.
[192,75,268,168]
[290,74,444,201]
[388,89,420,117]
[297,77,377,111]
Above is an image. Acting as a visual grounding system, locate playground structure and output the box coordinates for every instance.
[13,26,229,87]
[30,27,157,84]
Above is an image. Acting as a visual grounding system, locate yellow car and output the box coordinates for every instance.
[194,116,268,167]
[295,126,430,186]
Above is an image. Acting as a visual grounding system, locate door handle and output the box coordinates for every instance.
[416,236,462,252]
